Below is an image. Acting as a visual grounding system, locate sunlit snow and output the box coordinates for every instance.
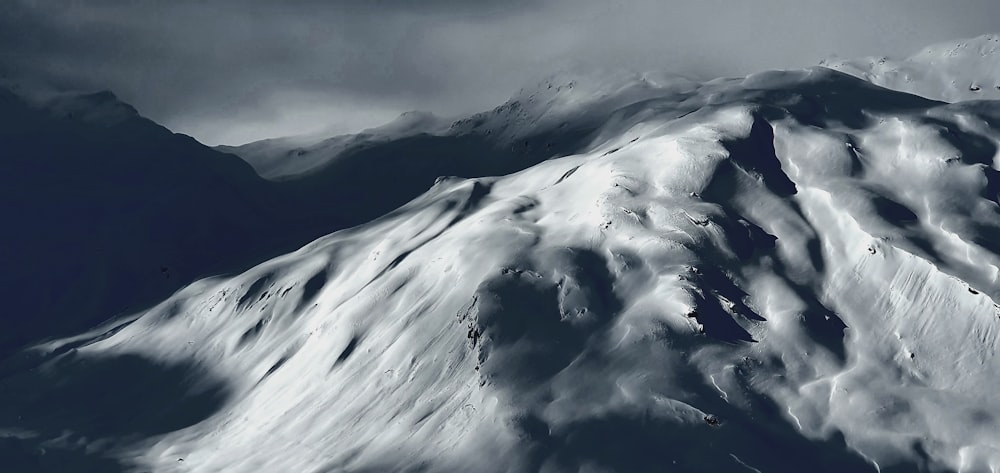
[4,40,1000,473]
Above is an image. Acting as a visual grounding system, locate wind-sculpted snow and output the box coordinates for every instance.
[825,33,1000,102]
[5,66,1000,472]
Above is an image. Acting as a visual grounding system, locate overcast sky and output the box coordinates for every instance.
[2,0,998,145]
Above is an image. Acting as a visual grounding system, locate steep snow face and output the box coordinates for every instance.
[7,67,1000,472]
[824,33,1000,102]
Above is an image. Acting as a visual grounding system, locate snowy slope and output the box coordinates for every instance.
[215,111,451,180]
[824,33,1000,102]
[5,64,1000,473]
[1,77,684,362]
[221,72,698,181]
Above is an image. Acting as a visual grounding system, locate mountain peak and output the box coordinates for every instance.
[42,89,142,126]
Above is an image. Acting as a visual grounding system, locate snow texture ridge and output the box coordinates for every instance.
[824,33,1000,102]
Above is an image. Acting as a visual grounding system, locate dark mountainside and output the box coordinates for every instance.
[0,87,596,359]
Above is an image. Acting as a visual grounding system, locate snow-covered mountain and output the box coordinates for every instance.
[4,39,1000,472]
[0,88,471,361]
[215,111,452,180]
[824,33,1000,102]
[220,71,697,181]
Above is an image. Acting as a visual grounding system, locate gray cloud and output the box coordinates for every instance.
[2,0,999,145]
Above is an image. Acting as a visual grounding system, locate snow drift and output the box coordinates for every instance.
[825,33,1000,103]
[4,42,1000,473]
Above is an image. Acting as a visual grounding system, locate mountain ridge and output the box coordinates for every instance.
[4,53,1000,472]
[824,33,1000,102]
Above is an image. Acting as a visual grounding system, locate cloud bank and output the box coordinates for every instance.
[2,0,997,144]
